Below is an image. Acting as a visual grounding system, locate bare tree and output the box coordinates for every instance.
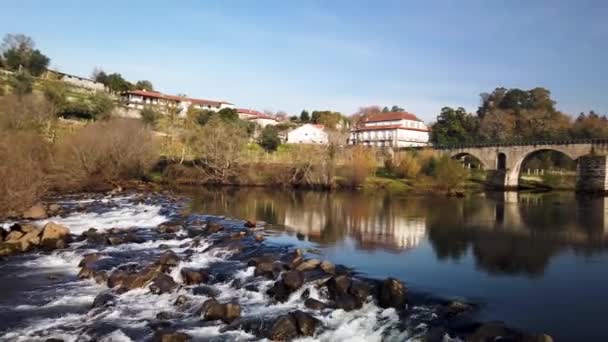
[184,116,248,183]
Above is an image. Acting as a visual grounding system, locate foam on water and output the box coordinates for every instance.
[38,202,167,235]
[0,194,447,341]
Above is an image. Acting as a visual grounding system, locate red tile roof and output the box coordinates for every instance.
[351,124,429,132]
[124,90,233,106]
[363,111,423,123]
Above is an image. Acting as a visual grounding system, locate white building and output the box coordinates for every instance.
[237,108,279,127]
[122,90,234,116]
[348,112,429,147]
[286,124,328,144]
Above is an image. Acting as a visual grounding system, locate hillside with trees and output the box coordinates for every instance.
[431,87,608,145]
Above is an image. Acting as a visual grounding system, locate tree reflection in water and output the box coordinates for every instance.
[184,187,608,276]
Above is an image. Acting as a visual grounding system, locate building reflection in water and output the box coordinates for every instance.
[186,187,608,276]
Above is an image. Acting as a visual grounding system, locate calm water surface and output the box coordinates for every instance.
[187,188,608,341]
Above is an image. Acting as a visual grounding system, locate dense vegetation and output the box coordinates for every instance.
[430,87,608,145]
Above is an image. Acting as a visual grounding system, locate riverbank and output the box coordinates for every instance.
[0,190,554,341]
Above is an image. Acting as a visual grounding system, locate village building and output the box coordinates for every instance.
[348,111,429,147]
[44,70,106,91]
[286,123,328,144]
[237,108,279,127]
[121,89,234,115]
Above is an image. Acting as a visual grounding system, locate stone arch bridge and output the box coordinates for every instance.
[434,140,608,191]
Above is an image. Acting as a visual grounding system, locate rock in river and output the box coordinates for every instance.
[378,277,407,309]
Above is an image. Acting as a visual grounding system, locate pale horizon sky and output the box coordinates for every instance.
[1,0,607,122]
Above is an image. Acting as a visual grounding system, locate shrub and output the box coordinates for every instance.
[342,146,377,188]
[51,118,158,191]
[0,93,54,133]
[393,152,422,179]
[0,132,50,217]
[432,154,469,191]
[140,106,161,127]
[259,125,281,152]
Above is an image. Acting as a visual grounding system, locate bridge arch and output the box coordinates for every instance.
[448,150,493,170]
[451,152,487,170]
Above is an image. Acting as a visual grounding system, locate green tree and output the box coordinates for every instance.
[135,80,154,91]
[390,105,404,112]
[300,110,310,122]
[570,111,608,139]
[106,73,133,93]
[382,106,390,112]
[1,34,50,76]
[430,107,478,145]
[259,125,281,152]
[218,108,238,122]
[310,110,344,129]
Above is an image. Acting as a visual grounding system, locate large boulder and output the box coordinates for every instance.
[4,230,24,242]
[378,277,406,309]
[296,259,321,272]
[22,203,48,220]
[282,270,304,291]
[268,311,319,340]
[40,222,70,250]
[268,314,299,341]
[108,264,163,290]
[92,292,116,308]
[0,243,20,257]
[150,274,178,294]
[15,227,42,251]
[200,298,241,324]
[158,250,180,271]
[292,310,319,336]
[254,262,281,280]
[319,260,336,274]
[181,268,209,285]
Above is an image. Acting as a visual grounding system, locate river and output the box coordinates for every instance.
[186,187,608,341]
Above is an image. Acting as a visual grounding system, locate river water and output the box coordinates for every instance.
[186,188,608,341]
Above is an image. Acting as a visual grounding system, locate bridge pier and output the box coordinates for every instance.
[485,170,520,190]
[576,155,608,192]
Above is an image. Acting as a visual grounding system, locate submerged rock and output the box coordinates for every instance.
[152,329,191,342]
[92,292,116,308]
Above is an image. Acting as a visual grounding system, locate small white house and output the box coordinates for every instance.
[286,124,328,144]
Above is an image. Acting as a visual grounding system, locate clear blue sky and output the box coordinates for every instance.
[1,0,607,122]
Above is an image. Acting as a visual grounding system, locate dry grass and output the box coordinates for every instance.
[51,118,159,191]
[0,132,50,217]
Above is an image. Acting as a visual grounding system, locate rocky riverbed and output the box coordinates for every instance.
[0,191,553,341]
